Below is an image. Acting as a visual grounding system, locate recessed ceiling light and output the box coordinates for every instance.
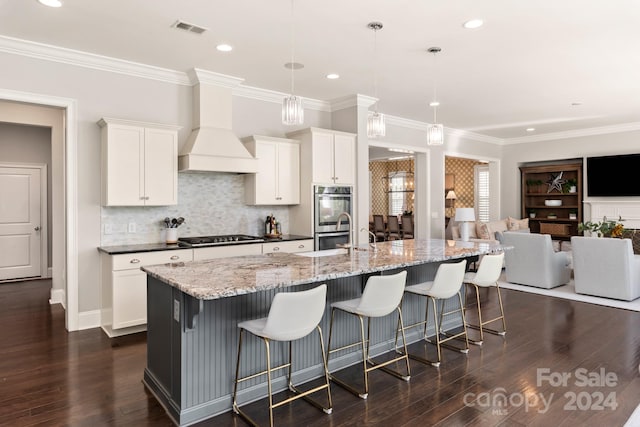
[526,128,535,132]
[326,73,340,80]
[216,44,233,52]
[571,102,582,106]
[429,101,440,107]
[463,19,483,29]
[37,0,62,7]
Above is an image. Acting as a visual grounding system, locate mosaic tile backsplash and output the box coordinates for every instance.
[101,173,291,246]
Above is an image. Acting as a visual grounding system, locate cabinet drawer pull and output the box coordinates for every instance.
[170,255,179,260]
[273,247,280,251]
[130,258,141,264]
[298,244,305,249]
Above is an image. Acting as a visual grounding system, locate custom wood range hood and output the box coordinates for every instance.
[178,68,259,174]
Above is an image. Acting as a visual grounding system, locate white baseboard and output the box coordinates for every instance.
[78,309,101,330]
[49,288,65,306]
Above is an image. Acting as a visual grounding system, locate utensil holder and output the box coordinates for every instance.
[166,228,178,244]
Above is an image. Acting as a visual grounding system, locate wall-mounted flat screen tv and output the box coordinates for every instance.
[587,153,640,197]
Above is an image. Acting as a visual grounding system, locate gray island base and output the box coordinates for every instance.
[141,239,505,426]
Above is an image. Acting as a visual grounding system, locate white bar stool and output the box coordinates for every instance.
[232,284,332,427]
[463,252,506,345]
[326,270,410,399]
[397,260,468,367]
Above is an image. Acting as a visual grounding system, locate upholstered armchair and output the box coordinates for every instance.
[502,232,571,289]
[571,236,640,301]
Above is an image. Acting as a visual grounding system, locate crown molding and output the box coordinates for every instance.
[328,94,378,111]
[0,35,191,85]
[505,122,640,144]
[445,127,505,145]
[385,115,504,145]
[188,68,244,88]
[233,85,330,112]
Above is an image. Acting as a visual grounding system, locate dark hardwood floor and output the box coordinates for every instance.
[1,279,639,426]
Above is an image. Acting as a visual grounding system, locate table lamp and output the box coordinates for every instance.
[445,190,456,217]
[454,208,476,242]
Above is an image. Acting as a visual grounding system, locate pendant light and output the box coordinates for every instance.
[282,0,304,125]
[427,47,444,146]
[367,22,385,138]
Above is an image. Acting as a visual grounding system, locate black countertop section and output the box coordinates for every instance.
[262,234,313,243]
[97,234,313,255]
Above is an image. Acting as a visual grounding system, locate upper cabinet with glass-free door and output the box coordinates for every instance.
[242,135,300,205]
[287,127,356,185]
[99,117,180,206]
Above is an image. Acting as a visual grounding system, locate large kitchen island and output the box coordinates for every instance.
[141,239,504,426]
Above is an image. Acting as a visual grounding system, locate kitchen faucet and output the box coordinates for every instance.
[336,212,353,254]
[361,227,377,252]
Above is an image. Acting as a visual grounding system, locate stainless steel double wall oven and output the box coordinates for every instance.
[313,185,353,250]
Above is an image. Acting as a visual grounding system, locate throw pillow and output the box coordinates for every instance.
[477,223,492,240]
[507,217,529,230]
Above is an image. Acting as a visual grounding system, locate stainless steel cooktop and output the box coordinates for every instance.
[177,235,264,247]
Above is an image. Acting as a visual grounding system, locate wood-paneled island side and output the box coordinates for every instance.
[141,239,505,426]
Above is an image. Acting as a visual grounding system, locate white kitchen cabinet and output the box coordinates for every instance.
[99,117,180,206]
[101,249,192,337]
[262,239,313,254]
[287,127,356,185]
[192,244,263,261]
[242,135,300,205]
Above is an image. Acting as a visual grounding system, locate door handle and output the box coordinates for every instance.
[34,226,41,231]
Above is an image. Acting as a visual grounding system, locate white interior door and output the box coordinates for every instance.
[0,167,41,280]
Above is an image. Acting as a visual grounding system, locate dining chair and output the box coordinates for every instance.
[372,214,387,241]
[401,215,414,239]
[387,215,401,240]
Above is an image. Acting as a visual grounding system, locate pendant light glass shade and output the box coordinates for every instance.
[367,22,385,138]
[427,47,444,146]
[367,111,386,138]
[282,95,304,125]
[427,123,444,145]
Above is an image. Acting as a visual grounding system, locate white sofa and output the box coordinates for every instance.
[571,236,640,301]
[445,217,529,243]
[502,232,572,289]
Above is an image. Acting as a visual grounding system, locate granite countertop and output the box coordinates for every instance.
[141,239,506,300]
[97,234,313,255]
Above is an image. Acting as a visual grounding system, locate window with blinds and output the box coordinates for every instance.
[475,165,490,222]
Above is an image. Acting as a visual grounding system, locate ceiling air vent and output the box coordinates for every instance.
[171,20,208,35]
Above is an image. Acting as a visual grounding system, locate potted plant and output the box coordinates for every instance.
[526,179,544,193]
[547,212,557,219]
[578,216,624,237]
[569,209,577,220]
[529,208,537,219]
[564,178,578,193]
